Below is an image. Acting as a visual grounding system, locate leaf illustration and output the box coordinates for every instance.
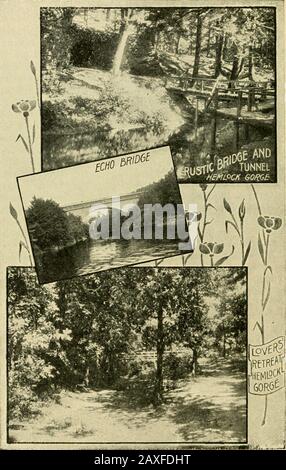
[155,258,164,267]
[223,198,232,214]
[199,243,210,255]
[205,218,214,226]
[206,203,216,211]
[258,233,265,264]
[16,134,29,153]
[253,321,263,335]
[32,123,36,144]
[183,252,193,266]
[261,228,267,246]
[264,265,273,276]
[262,281,271,310]
[19,240,28,261]
[239,199,246,220]
[214,245,235,266]
[9,202,18,221]
[242,241,251,265]
[225,220,240,236]
[30,60,36,76]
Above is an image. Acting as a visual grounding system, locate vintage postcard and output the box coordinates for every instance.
[0,0,285,455]
[17,146,191,283]
[41,6,277,184]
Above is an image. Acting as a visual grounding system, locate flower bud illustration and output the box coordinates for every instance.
[239,199,245,220]
[223,198,232,214]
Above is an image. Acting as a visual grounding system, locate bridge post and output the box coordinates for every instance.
[195,97,198,139]
[261,82,267,101]
[247,84,255,112]
[213,88,219,110]
[237,90,243,118]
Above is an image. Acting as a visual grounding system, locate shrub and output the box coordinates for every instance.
[163,353,192,380]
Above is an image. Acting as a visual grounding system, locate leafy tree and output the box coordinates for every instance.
[136,268,211,403]
[67,213,89,242]
[26,198,73,251]
[26,198,88,253]
[7,268,71,419]
[7,266,247,421]
[212,268,247,356]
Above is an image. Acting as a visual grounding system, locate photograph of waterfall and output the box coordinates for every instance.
[41,6,276,183]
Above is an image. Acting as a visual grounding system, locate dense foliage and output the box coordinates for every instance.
[42,7,275,82]
[41,7,275,170]
[8,267,246,420]
[26,198,89,253]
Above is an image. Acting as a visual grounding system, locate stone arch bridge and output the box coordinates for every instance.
[62,190,145,224]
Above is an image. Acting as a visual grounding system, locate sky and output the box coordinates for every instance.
[18,147,176,209]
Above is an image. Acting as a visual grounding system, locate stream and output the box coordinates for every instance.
[37,238,183,284]
[42,78,276,182]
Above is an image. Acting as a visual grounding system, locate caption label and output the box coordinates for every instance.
[249,336,285,395]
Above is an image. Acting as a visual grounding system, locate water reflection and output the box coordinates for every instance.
[42,126,169,171]
[171,114,275,182]
[38,238,184,284]
[43,106,275,182]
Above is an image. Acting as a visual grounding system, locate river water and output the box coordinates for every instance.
[42,99,275,183]
[37,238,186,284]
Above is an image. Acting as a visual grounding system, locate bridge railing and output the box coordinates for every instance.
[213,86,275,116]
[164,74,275,95]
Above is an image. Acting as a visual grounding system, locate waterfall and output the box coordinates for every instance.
[112,24,132,76]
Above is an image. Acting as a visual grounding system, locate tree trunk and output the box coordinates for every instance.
[189,38,193,55]
[191,348,198,375]
[248,45,253,81]
[206,24,211,57]
[154,308,164,404]
[223,36,228,60]
[84,366,90,387]
[175,32,181,54]
[229,46,244,86]
[192,12,203,80]
[57,282,68,326]
[222,323,226,357]
[214,34,224,78]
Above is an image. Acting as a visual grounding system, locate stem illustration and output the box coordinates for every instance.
[24,114,35,173]
[224,198,250,265]
[9,203,33,266]
[198,184,216,266]
[252,186,282,426]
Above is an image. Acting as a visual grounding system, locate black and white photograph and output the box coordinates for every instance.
[17,146,191,284]
[7,266,247,444]
[41,6,276,183]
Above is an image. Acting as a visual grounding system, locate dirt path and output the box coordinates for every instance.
[9,359,246,444]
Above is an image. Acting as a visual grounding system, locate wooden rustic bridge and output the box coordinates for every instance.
[165,75,275,128]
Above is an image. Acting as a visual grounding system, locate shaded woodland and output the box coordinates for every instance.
[8,267,246,424]
[41,7,276,177]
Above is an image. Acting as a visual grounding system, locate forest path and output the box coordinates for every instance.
[9,358,246,444]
